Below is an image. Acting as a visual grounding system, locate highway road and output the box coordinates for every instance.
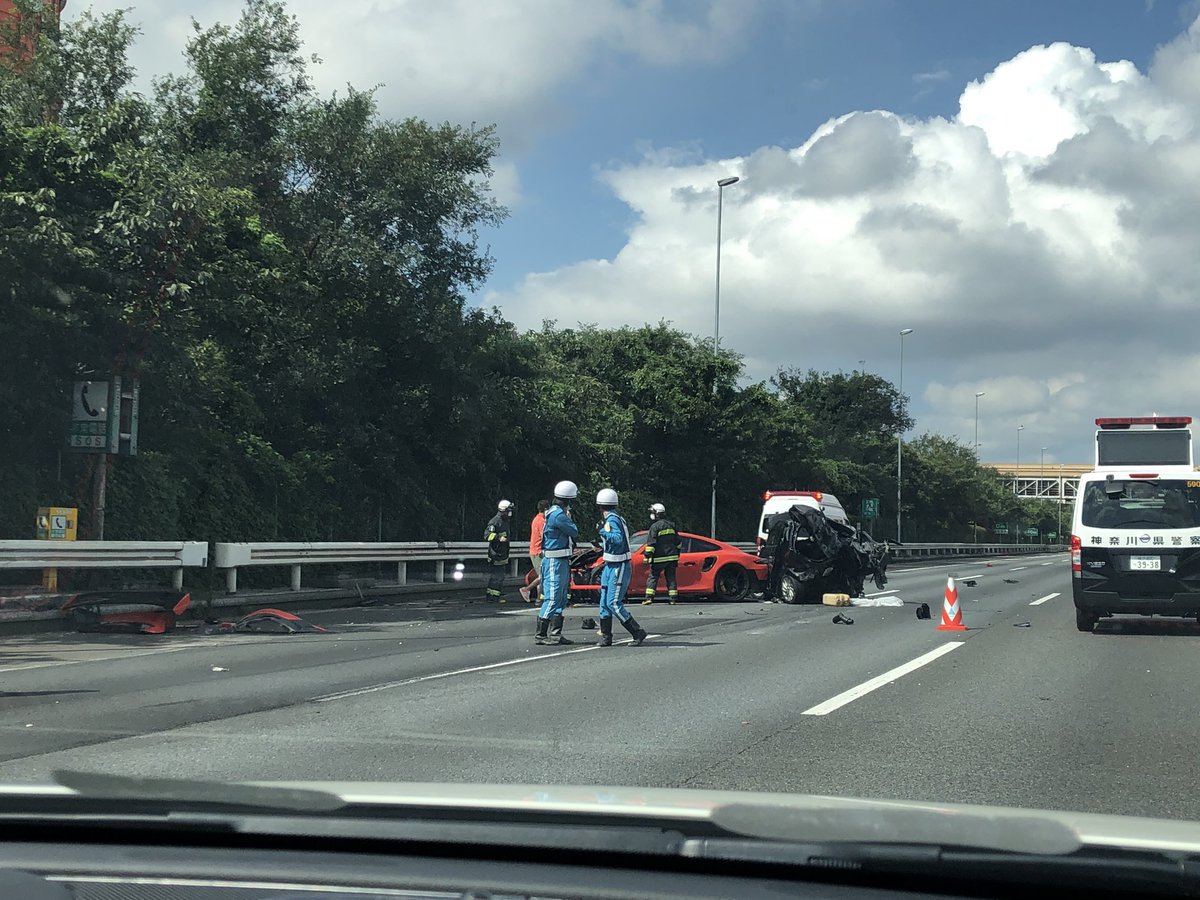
[0,551,1194,822]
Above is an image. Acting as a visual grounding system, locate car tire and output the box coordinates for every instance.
[1075,607,1097,633]
[713,565,751,602]
[780,574,802,604]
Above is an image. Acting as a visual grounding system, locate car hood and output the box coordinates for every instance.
[217,783,1200,854]
[10,779,1200,855]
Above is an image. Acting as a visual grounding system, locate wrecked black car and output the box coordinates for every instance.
[760,503,889,603]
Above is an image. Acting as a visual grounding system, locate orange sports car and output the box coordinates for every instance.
[525,531,767,601]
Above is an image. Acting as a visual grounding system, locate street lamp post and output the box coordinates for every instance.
[1058,463,1064,541]
[974,392,985,456]
[711,175,739,538]
[1040,447,1048,543]
[896,328,914,542]
[1015,425,1024,544]
[972,392,986,544]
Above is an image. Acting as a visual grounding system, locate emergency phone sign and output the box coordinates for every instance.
[65,377,138,454]
[67,381,114,451]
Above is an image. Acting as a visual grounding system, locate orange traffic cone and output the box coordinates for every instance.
[938,576,967,632]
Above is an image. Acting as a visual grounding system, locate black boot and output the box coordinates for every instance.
[534,617,550,645]
[597,617,613,647]
[621,616,648,645]
[548,615,574,645]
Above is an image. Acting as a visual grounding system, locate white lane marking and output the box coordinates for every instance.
[802,643,965,716]
[1010,566,1028,571]
[0,640,235,675]
[865,590,899,597]
[1030,592,1061,606]
[1041,562,1055,566]
[313,636,659,702]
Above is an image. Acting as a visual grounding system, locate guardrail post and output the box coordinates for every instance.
[172,568,184,591]
[226,567,238,594]
[435,560,445,583]
[397,561,407,586]
[290,564,302,591]
[510,558,519,577]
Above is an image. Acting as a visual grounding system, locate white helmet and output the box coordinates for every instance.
[554,480,579,500]
[596,488,619,507]
[497,499,514,512]
[649,502,666,517]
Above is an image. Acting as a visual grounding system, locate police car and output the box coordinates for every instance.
[1071,416,1200,632]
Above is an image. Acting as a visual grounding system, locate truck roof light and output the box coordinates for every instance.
[1095,417,1192,429]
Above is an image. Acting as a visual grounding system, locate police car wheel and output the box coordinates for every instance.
[1075,607,1097,633]
[713,565,751,602]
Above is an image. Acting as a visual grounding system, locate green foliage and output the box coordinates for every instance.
[0,1,1063,549]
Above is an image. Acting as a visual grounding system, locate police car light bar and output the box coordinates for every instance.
[762,490,823,502]
[1095,416,1192,429]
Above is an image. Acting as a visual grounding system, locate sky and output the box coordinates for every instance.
[69,0,1200,465]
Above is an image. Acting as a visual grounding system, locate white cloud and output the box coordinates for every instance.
[73,0,759,150]
[488,18,1200,462]
[913,68,950,84]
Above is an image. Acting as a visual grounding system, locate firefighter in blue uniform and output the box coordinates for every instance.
[595,488,648,647]
[483,499,514,603]
[536,480,579,645]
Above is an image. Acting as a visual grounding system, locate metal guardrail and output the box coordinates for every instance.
[730,542,1065,559]
[0,541,209,590]
[0,537,1064,599]
[213,541,532,593]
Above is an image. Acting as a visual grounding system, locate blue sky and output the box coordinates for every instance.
[79,0,1200,463]
[484,0,1190,294]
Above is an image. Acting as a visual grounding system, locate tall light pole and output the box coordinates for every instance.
[1015,425,1024,544]
[974,392,985,456]
[973,391,986,544]
[896,328,914,542]
[1058,463,1064,542]
[711,175,739,538]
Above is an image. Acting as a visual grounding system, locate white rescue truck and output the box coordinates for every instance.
[1071,416,1200,632]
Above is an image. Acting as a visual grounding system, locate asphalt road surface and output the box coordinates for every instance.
[1,552,1194,822]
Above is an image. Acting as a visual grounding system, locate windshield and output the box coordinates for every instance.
[6,0,1200,850]
[1081,480,1200,529]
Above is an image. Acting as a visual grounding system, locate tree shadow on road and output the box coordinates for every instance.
[0,689,99,698]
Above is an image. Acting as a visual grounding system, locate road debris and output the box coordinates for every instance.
[916,603,931,620]
[1013,622,1031,628]
[961,579,978,587]
[832,613,855,625]
[211,666,229,672]
[202,608,329,635]
[850,595,903,607]
[1004,578,1020,584]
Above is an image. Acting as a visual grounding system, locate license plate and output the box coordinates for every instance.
[1130,556,1161,571]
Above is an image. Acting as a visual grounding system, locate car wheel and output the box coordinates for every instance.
[713,565,751,602]
[1075,607,1097,633]
[780,574,801,604]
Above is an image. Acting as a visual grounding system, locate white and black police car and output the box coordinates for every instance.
[1072,416,1200,632]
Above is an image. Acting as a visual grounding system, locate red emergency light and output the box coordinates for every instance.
[1095,416,1192,429]
[1129,473,1160,479]
[762,490,823,502]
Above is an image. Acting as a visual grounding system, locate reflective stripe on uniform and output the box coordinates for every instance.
[603,552,631,562]
[543,548,571,558]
